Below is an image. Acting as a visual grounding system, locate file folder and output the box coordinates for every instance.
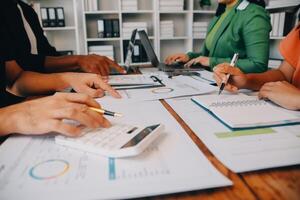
[55,7,65,27]
[48,8,57,27]
[97,19,104,38]
[40,7,49,27]
[104,19,113,38]
[112,19,120,37]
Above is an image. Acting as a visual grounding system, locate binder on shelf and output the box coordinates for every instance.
[104,19,113,38]
[112,19,120,37]
[97,19,104,38]
[40,7,49,27]
[48,7,57,27]
[55,7,65,27]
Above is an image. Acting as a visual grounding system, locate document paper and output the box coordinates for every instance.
[0,100,231,199]
[113,75,216,101]
[167,97,300,173]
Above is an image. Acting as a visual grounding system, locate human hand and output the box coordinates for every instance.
[1,93,111,136]
[77,54,126,76]
[213,63,248,93]
[258,81,300,110]
[61,72,121,98]
[184,56,209,68]
[164,53,190,65]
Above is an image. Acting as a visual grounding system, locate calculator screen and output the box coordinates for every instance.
[121,124,160,148]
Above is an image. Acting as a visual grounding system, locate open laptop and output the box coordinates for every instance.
[138,30,204,72]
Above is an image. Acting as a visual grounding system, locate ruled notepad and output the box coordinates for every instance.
[191,95,300,129]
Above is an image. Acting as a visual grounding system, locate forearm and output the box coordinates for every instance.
[0,105,20,136]
[10,71,69,96]
[44,55,81,72]
[244,70,287,90]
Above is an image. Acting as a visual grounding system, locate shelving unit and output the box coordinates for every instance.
[31,0,299,66]
[266,1,299,60]
[81,0,156,65]
[80,0,219,65]
[31,0,81,54]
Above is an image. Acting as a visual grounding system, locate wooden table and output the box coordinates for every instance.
[135,100,300,200]
[2,70,299,199]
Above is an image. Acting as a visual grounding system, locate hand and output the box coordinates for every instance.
[213,63,248,93]
[258,81,300,110]
[77,54,126,76]
[165,53,189,65]
[184,56,209,68]
[1,93,111,137]
[61,72,121,98]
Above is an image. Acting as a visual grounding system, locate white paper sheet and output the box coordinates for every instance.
[110,75,216,101]
[166,97,300,173]
[139,67,215,84]
[109,74,159,85]
[0,101,231,200]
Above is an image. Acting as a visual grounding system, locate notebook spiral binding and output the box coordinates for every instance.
[210,100,268,108]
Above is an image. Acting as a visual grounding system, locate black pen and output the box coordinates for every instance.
[218,53,239,95]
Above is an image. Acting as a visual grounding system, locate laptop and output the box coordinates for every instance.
[138,30,204,72]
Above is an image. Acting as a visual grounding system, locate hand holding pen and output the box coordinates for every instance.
[218,53,239,95]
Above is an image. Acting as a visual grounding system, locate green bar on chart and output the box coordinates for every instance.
[215,128,275,139]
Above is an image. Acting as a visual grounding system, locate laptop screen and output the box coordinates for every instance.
[138,30,159,67]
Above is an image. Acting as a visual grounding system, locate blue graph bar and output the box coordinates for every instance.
[108,158,116,180]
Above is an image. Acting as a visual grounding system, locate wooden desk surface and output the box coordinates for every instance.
[136,100,300,200]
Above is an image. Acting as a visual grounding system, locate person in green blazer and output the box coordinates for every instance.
[165,0,271,73]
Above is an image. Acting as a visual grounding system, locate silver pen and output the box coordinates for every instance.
[218,53,239,95]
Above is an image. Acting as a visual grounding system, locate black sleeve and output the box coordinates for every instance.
[0,23,15,62]
[21,1,60,56]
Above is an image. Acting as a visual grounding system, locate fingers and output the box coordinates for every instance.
[213,71,238,93]
[105,58,126,74]
[184,59,195,68]
[258,83,274,100]
[55,92,100,108]
[214,63,242,76]
[51,102,111,129]
[92,76,121,98]
[51,103,100,127]
[165,55,183,65]
[49,120,83,137]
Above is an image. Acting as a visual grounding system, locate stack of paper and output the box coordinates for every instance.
[160,21,174,38]
[268,59,282,69]
[88,45,114,60]
[159,0,184,11]
[268,0,299,7]
[84,0,98,11]
[193,22,208,38]
[122,0,138,11]
[122,22,147,39]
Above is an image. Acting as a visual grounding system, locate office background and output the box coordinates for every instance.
[28,0,299,67]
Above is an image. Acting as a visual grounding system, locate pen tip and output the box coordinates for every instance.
[114,113,123,117]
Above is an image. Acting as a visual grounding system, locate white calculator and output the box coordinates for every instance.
[55,124,163,158]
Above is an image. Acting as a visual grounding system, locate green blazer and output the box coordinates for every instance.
[187,0,271,73]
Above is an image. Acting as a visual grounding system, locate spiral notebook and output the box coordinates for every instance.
[191,95,300,130]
